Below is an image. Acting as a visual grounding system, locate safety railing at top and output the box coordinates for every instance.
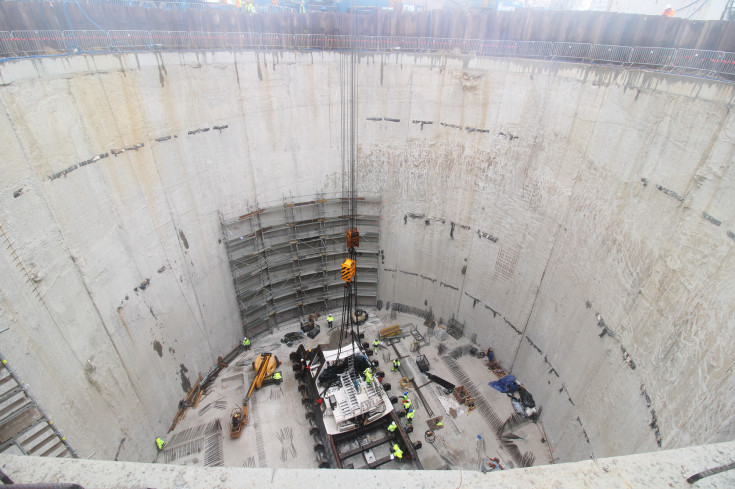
[1,31,735,79]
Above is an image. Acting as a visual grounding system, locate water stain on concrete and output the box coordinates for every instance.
[179,230,189,249]
[153,340,163,358]
[179,364,191,393]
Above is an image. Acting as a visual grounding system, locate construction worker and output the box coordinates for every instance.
[392,359,401,372]
[155,437,165,451]
[327,314,334,329]
[272,372,282,381]
[373,338,380,354]
[232,413,240,428]
[662,5,674,17]
[406,408,415,426]
[402,398,412,413]
[364,369,373,386]
[299,0,306,13]
[391,443,403,460]
[387,421,397,433]
[436,421,443,428]
[247,1,255,12]
[402,391,409,403]
[242,337,251,350]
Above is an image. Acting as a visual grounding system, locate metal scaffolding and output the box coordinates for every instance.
[221,194,380,337]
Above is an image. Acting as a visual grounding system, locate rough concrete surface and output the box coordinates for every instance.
[0,50,733,466]
[1,441,734,488]
[161,311,550,471]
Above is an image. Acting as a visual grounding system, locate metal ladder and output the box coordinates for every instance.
[316,194,331,313]
[339,372,361,415]
[284,197,306,321]
[254,206,277,332]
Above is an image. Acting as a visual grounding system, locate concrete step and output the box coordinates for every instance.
[0,373,14,388]
[26,432,57,455]
[0,386,24,405]
[18,424,51,447]
[0,397,30,421]
[39,440,65,457]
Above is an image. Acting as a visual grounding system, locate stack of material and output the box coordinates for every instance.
[487,360,507,378]
[379,324,401,339]
[427,416,445,431]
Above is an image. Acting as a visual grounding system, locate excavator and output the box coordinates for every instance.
[230,352,282,438]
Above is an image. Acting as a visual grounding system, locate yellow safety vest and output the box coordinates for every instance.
[273,372,282,380]
[407,410,415,419]
[392,444,403,458]
[156,438,165,450]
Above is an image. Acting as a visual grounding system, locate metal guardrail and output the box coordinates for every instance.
[1,30,735,80]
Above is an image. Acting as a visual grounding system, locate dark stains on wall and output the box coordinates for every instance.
[153,340,163,358]
[179,364,191,393]
[179,230,189,250]
[134,278,150,292]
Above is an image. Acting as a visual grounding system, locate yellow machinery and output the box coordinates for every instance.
[230,352,282,438]
[341,259,356,282]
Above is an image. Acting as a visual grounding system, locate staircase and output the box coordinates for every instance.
[0,355,77,458]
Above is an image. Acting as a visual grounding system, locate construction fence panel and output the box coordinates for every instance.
[552,42,592,60]
[109,30,153,50]
[590,44,632,64]
[309,34,329,50]
[630,46,676,67]
[64,30,112,52]
[459,38,484,54]
[515,40,553,58]
[388,36,419,52]
[423,37,456,52]
[10,30,67,56]
[482,39,517,57]
[261,33,286,49]
[188,31,224,50]
[218,31,251,50]
[674,48,720,71]
[350,36,379,51]
[0,31,13,57]
[150,31,191,50]
[713,51,735,75]
[328,35,350,50]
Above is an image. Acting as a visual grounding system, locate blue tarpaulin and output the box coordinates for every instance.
[489,375,518,393]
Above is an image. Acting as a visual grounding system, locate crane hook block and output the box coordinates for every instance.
[341,259,356,282]
[346,228,360,248]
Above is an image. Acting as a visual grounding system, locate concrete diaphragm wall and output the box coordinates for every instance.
[0,50,733,463]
